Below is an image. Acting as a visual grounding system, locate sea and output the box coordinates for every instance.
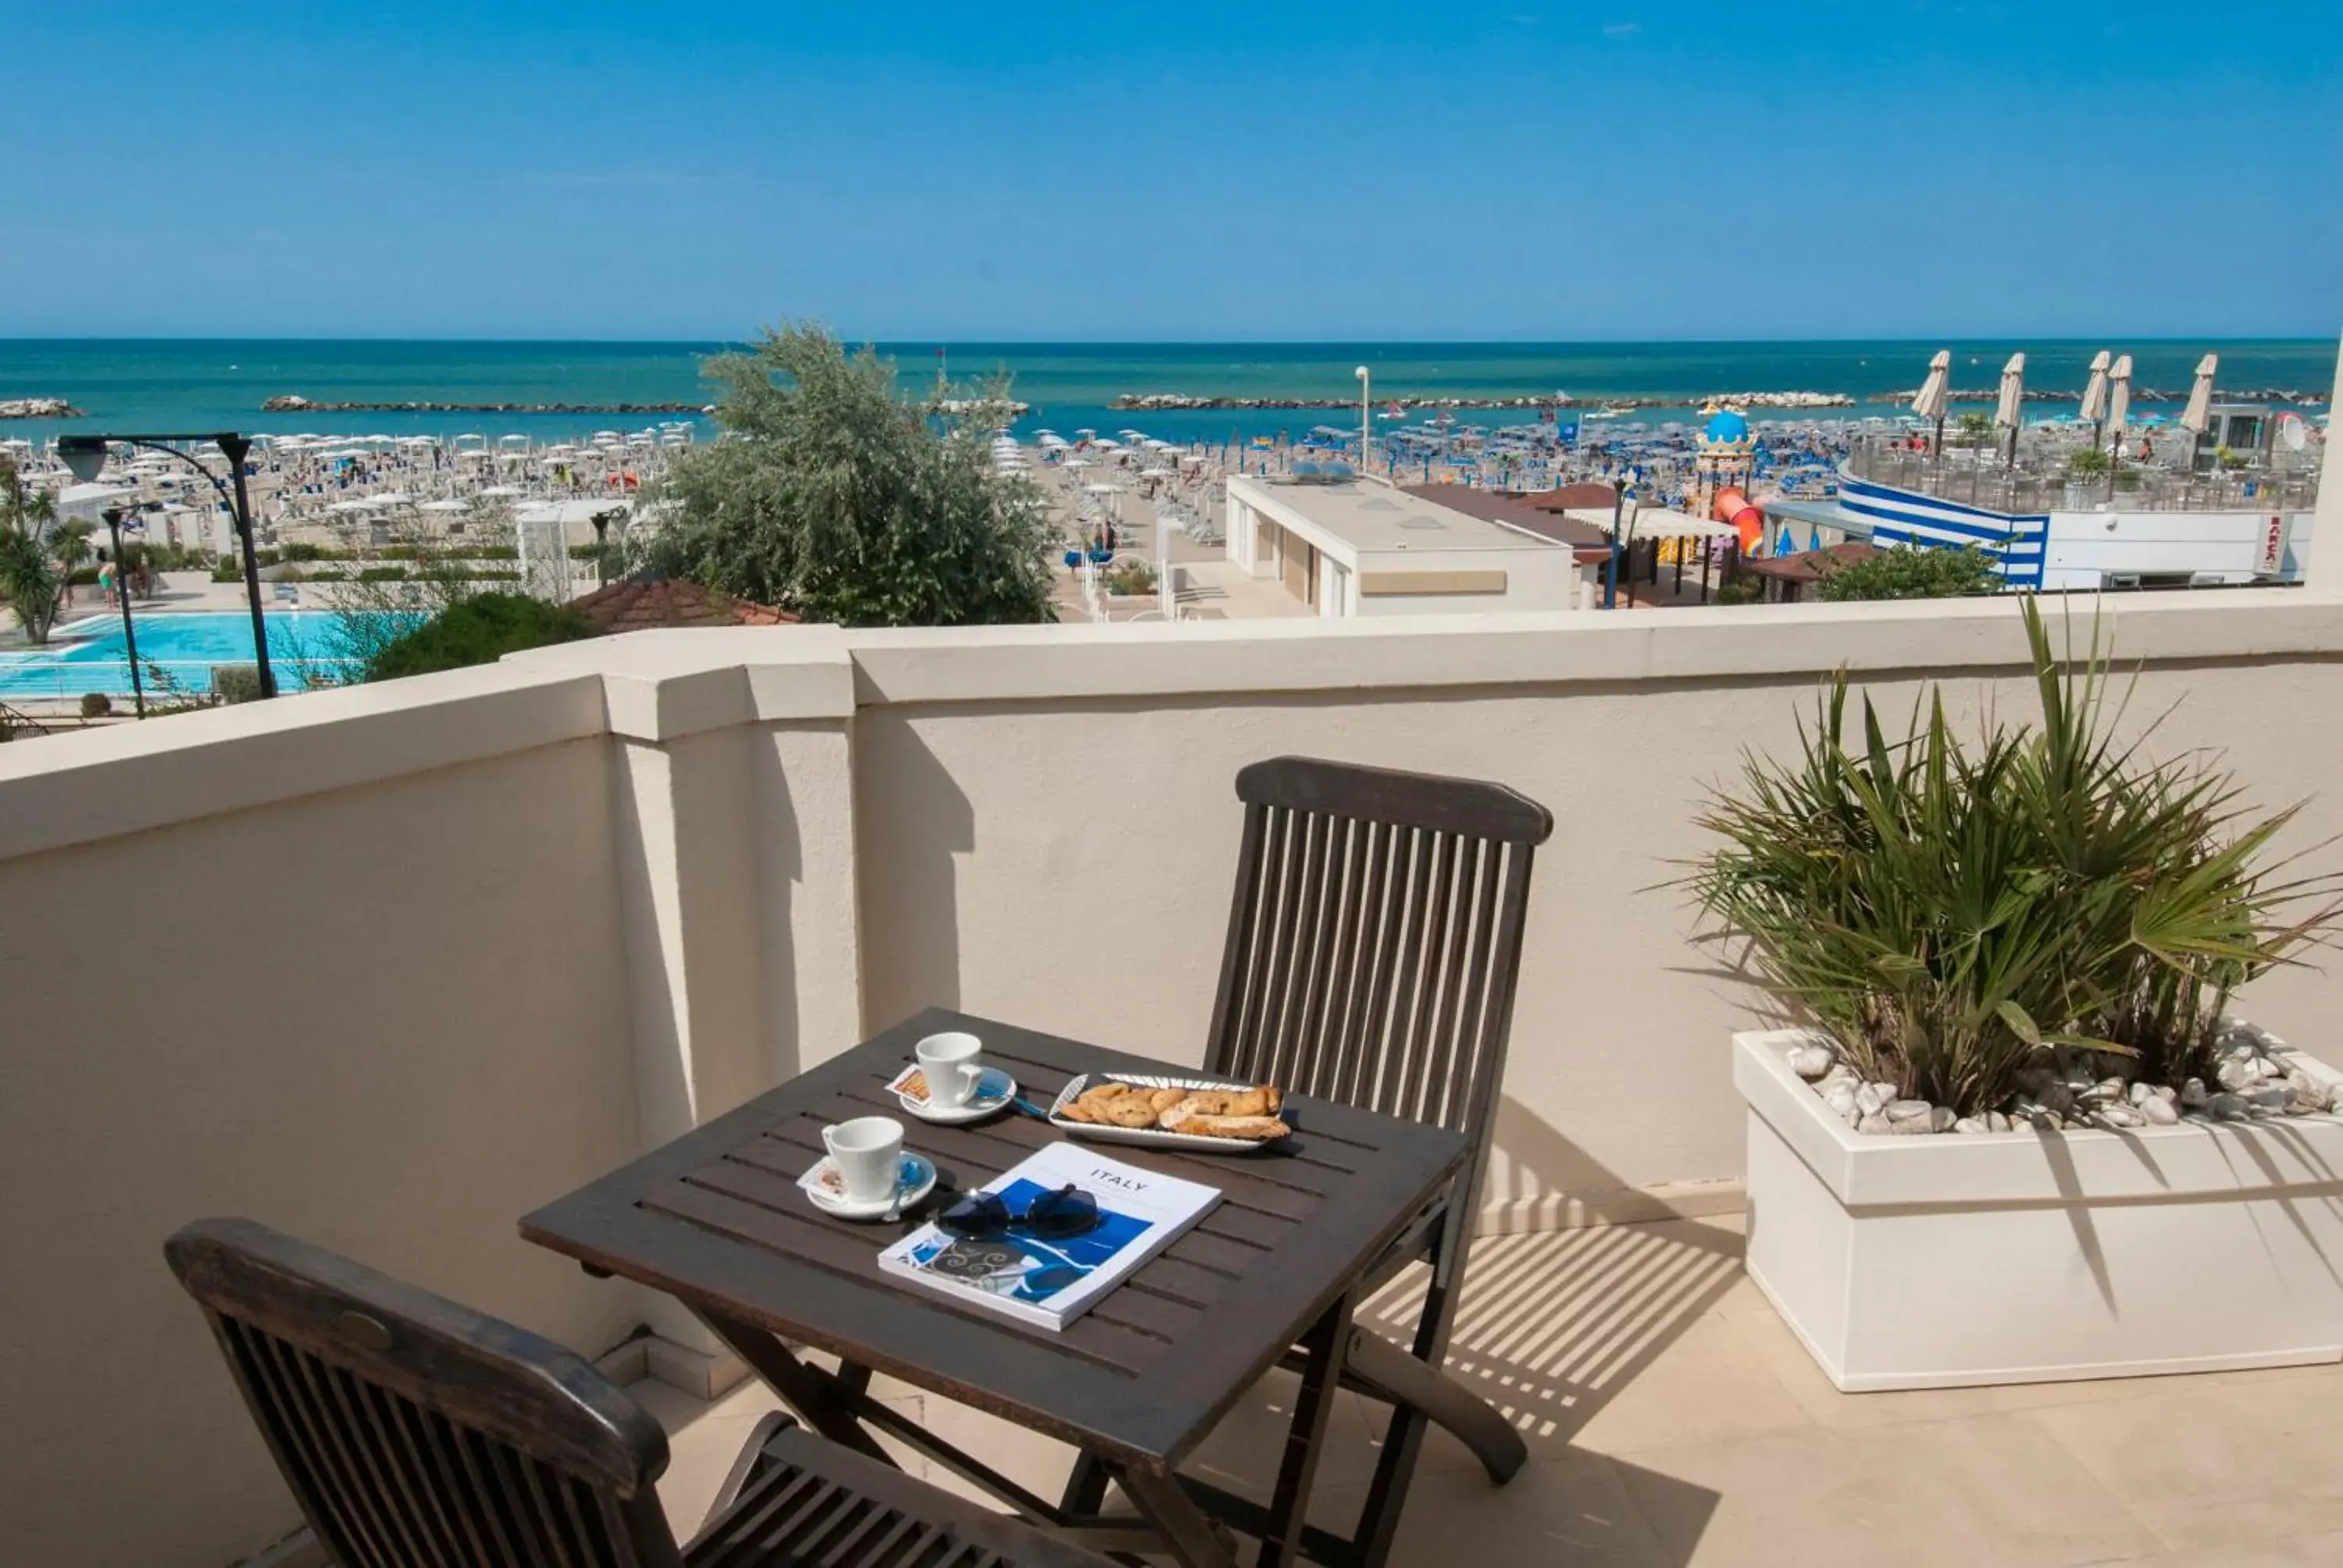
[2,338,2332,450]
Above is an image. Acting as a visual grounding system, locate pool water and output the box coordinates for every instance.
[0,611,373,700]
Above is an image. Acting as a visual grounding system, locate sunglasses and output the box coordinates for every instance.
[936,1183,1100,1241]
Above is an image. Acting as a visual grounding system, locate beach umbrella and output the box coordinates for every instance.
[1994,352,2026,467]
[1910,350,1952,454]
[2078,351,2111,427]
[2180,352,2219,468]
[2106,355,2134,449]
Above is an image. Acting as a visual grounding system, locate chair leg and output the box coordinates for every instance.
[1344,1331,1526,1484]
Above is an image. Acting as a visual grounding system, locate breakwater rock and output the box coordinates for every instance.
[0,397,84,419]
[261,395,714,415]
[1109,390,1855,412]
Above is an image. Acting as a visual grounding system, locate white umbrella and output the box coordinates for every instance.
[1994,353,2027,466]
[1910,350,1952,453]
[2106,354,2134,448]
[2180,352,2219,437]
[2078,351,2111,426]
[419,499,470,513]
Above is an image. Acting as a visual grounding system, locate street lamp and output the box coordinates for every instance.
[58,432,275,699]
[100,506,148,718]
[1354,366,1371,473]
[590,507,623,586]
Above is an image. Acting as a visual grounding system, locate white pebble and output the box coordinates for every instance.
[1788,1044,1836,1081]
[1953,1117,1988,1135]
[1856,1112,1892,1135]
[1986,1111,2014,1132]
[2138,1096,2180,1125]
[2181,1078,2210,1108]
[1856,1083,1896,1116]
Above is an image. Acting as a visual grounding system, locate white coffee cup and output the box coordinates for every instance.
[822,1115,905,1204]
[915,1032,985,1110]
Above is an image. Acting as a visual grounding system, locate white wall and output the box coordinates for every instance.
[2040,507,2316,590]
[0,694,640,1565]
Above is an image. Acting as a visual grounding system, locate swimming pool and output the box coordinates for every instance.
[0,611,375,700]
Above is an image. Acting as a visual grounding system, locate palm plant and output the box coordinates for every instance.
[0,455,66,645]
[1686,600,2341,1116]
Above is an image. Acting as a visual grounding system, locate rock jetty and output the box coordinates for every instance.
[0,397,83,419]
[261,395,712,415]
[1109,390,1853,412]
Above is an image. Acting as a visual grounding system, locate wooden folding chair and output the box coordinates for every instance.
[166,1217,1116,1568]
[1183,756,1552,1565]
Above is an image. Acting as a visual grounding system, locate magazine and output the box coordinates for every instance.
[877,1143,1221,1331]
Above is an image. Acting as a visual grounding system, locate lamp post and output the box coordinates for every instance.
[58,432,275,699]
[1355,365,1371,473]
[101,506,146,718]
[590,508,622,586]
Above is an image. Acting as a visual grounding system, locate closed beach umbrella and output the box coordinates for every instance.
[1995,352,2027,467]
[2181,352,2219,467]
[2078,351,2111,426]
[2106,355,2134,447]
[1911,350,1952,454]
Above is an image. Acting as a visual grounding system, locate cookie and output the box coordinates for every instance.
[1102,1096,1161,1128]
[1076,1081,1132,1106]
[1147,1088,1186,1116]
[1223,1088,1271,1117]
[1057,1100,1094,1123]
[1175,1091,1232,1117]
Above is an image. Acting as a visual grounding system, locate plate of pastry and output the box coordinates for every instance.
[1048,1073,1293,1153]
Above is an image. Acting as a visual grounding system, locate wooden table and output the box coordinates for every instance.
[521,1007,1470,1568]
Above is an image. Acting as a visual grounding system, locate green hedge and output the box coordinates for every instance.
[362,593,594,682]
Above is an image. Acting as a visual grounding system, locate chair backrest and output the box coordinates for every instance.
[1205,757,1553,1199]
[166,1217,682,1568]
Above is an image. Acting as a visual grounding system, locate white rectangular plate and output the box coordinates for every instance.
[1048,1071,1290,1155]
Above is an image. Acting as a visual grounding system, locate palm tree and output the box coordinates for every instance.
[52,521,93,608]
[0,455,66,645]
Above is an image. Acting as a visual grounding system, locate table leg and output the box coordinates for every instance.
[1061,1452,1112,1517]
[694,1306,899,1469]
[1260,1295,1353,1568]
[1122,1466,1239,1568]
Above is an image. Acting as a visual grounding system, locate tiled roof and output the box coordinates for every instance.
[565,572,797,635]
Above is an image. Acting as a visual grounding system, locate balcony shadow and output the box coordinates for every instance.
[851,715,975,1030]
[1305,1101,1735,1566]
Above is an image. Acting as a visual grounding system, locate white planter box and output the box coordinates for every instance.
[1735,1028,2343,1392]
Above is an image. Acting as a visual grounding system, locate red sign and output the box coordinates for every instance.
[2259,515,2290,576]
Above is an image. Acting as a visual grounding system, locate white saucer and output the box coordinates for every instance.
[798,1151,937,1221]
[896,1067,1019,1124]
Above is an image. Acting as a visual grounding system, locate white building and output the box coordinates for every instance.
[1224,472,1592,618]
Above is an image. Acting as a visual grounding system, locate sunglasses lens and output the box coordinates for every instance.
[938,1193,1010,1237]
[1024,1186,1100,1238]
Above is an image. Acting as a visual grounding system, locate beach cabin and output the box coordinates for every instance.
[1223,472,1593,618]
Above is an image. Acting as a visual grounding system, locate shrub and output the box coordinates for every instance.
[1815,545,2000,603]
[67,566,100,586]
[2067,446,2112,480]
[357,565,408,583]
[210,558,244,583]
[1685,600,2342,1117]
[361,593,594,682]
[308,568,348,583]
[212,665,263,704]
[79,692,112,718]
[1104,559,1158,597]
[1714,574,1764,606]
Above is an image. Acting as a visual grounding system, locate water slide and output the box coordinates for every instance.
[1714,486,1765,552]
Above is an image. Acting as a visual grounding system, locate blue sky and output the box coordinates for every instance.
[4,1,2337,340]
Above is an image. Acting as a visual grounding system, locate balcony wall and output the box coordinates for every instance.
[9,593,2343,1563]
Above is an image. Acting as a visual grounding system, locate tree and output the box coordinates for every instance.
[1952,411,1995,447]
[0,455,66,645]
[642,325,1058,625]
[2067,446,2112,480]
[1815,544,2002,602]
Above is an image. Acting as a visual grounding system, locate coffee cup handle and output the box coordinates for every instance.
[820,1124,843,1156]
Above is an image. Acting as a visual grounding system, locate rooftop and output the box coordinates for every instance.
[1229,473,1568,554]
[11,581,2343,1566]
